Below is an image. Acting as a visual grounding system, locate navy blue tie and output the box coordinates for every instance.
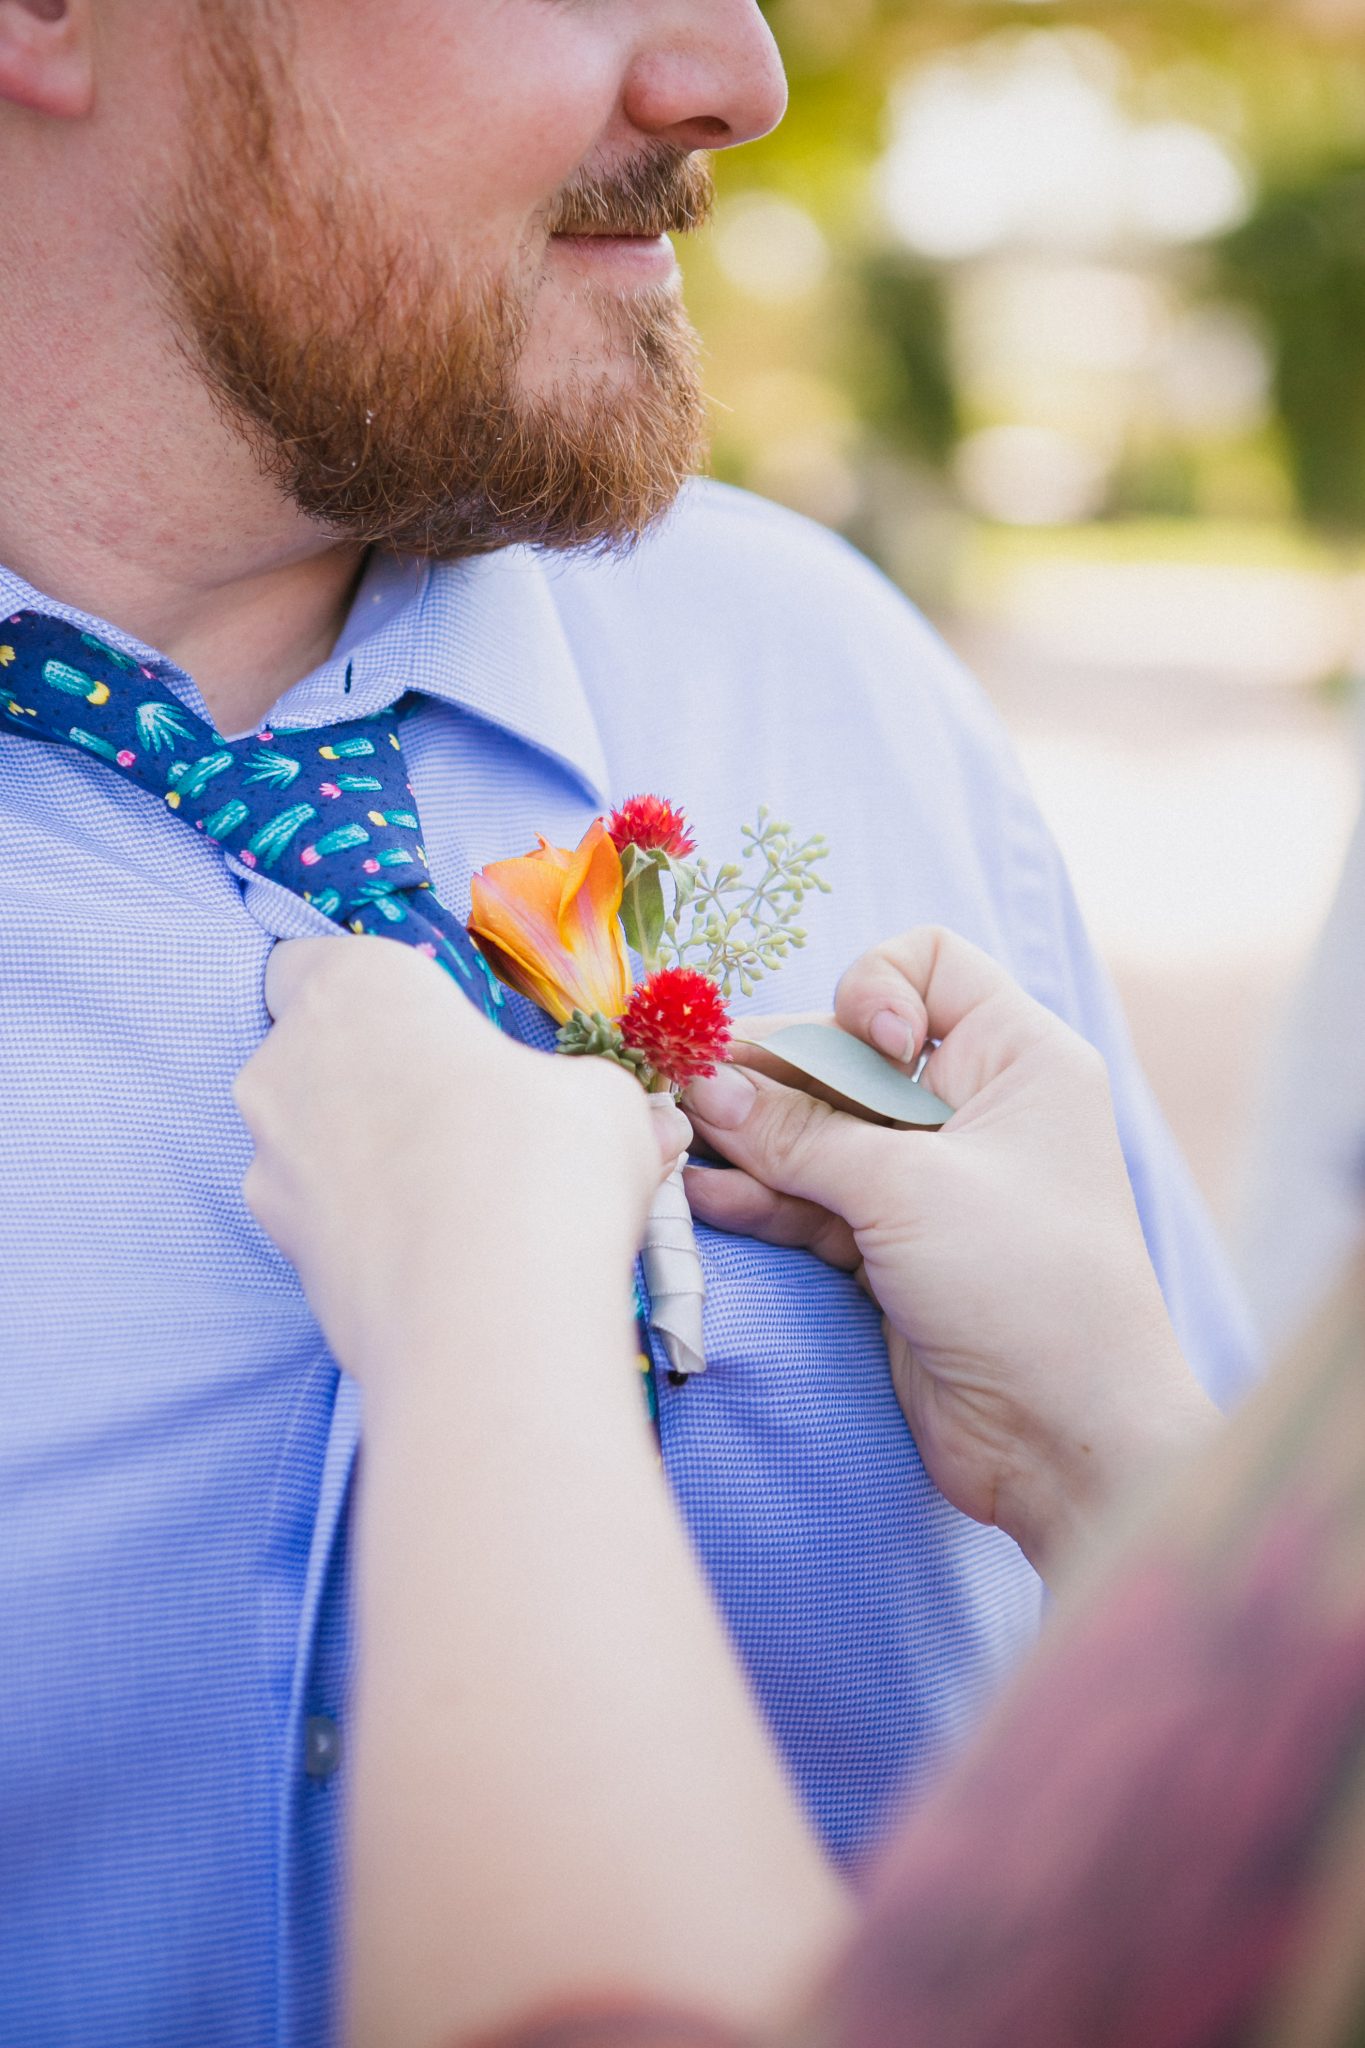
[0,608,504,1019]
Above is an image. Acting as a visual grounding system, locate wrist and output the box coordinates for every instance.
[351,1224,645,1415]
[1000,1338,1221,1584]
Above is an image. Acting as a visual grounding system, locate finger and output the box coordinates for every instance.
[647,1094,693,1179]
[682,1064,886,1222]
[263,931,456,1025]
[262,935,348,1021]
[727,1008,826,1042]
[683,1163,860,1270]
[833,925,1061,1108]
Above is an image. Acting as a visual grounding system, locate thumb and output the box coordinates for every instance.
[834,925,1062,1107]
[682,1062,887,1223]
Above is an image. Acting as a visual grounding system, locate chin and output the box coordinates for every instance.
[517,301,647,404]
[517,357,648,417]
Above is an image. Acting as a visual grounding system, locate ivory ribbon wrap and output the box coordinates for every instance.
[642,1161,707,1378]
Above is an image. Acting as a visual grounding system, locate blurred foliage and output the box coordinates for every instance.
[682,0,1365,594]
[857,255,960,467]
[1215,161,1365,532]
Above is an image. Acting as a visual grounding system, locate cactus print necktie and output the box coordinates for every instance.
[0,609,504,1018]
[0,606,663,1424]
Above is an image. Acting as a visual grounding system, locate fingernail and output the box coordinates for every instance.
[870,1009,914,1061]
[685,1066,757,1130]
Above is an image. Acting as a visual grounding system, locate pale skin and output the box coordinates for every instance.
[235,927,1221,2048]
[0,0,784,728]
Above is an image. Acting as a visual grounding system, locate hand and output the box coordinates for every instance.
[233,938,680,1383]
[683,927,1219,1578]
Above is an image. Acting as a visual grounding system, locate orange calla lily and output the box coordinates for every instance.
[468,818,633,1024]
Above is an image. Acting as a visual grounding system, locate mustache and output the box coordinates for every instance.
[546,149,715,239]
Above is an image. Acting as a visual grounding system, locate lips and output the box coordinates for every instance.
[546,230,679,280]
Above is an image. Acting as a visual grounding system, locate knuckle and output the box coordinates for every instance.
[837,930,932,1007]
[755,1083,826,1175]
[893,923,949,973]
[304,934,424,1016]
[843,932,907,985]
[322,943,388,1006]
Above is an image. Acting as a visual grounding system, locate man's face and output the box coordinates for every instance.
[157,0,786,559]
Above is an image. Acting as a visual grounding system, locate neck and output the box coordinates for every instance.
[0,234,364,735]
[0,465,364,740]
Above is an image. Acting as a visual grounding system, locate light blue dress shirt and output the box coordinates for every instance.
[0,482,1257,2048]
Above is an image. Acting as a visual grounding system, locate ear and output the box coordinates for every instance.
[0,0,94,119]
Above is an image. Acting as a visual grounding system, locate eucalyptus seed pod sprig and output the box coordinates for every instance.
[659,809,832,1000]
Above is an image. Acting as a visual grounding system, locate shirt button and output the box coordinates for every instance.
[304,1715,342,1781]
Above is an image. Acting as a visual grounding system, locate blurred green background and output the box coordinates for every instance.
[688,1,1365,589]
[679,2,1365,1235]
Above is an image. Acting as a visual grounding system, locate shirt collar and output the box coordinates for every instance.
[295,547,612,807]
[0,546,611,810]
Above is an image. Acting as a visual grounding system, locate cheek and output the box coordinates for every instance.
[294,0,624,249]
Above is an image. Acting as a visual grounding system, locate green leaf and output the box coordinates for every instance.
[621,863,667,964]
[668,857,699,912]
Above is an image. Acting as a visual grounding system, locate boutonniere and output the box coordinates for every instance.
[469,796,830,1378]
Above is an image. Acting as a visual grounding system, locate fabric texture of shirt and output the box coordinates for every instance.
[0,482,1258,2048]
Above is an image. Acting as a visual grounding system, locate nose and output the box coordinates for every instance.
[621,0,788,154]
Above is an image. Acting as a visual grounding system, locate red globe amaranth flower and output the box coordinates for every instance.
[619,968,732,1086]
[606,793,696,860]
